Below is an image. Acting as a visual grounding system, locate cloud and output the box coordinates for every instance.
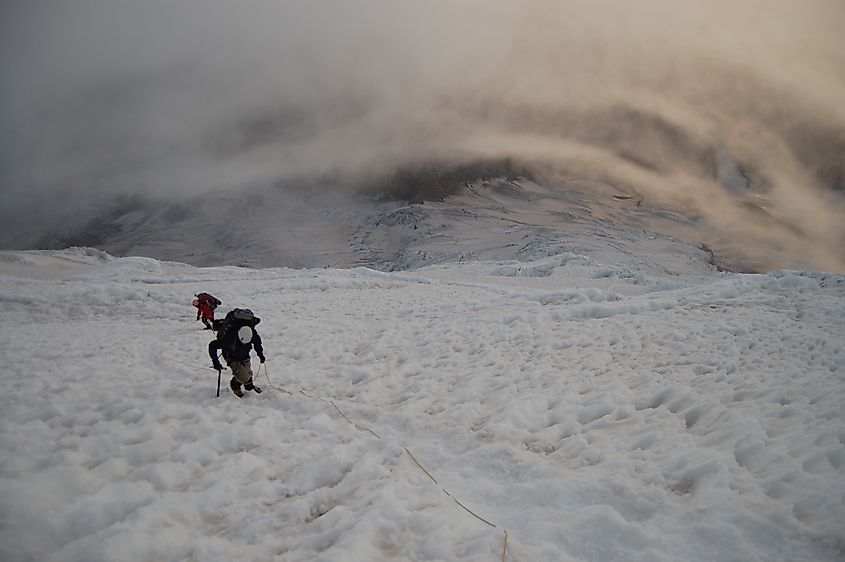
[1,0,843,269]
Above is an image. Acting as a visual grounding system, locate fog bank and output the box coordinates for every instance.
[1,0,844,270]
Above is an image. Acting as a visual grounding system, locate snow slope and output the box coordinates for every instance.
[0,246,843,561]
[24,176,825,274]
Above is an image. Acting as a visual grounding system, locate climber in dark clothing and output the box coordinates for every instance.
[209,309,265,397]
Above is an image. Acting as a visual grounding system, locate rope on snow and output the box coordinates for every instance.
[257,362,292,395]
[261,359,509,561]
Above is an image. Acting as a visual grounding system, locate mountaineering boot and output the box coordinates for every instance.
[244,378,262,394]
[230,378,244,398]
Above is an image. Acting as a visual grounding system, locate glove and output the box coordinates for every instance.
[212,363,222,372]
[258,355,265,364]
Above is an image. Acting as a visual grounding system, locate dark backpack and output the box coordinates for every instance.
[213,308,260,337]
[197,292,222,308]
[213,308,261,361]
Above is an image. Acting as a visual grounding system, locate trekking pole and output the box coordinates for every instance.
[214,351,222,398]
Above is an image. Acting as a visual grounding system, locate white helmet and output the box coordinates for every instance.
[237,325,253,344]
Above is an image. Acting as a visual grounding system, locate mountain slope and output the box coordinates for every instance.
[0,246,843,561]
[23,172,804,274]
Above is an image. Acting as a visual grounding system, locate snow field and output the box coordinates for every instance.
[0,248,843,561]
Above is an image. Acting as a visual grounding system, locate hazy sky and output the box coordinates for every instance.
[1,0,844,269]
